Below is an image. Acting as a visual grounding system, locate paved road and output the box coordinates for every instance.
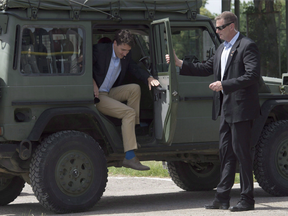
[2,177,288,216]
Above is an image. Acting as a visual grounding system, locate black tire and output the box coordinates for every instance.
[254,120,288,196]
[167,161,220,191]
[29,130,108,213]
[0,176,25,206]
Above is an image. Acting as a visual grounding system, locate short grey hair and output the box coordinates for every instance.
[215,11,238,30]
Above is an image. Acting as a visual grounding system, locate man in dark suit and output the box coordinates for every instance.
[166,11,260,211]
[93,30,159,171]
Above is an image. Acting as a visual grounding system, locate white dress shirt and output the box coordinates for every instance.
[220,31,239,81]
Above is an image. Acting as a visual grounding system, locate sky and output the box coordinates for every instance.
[205,0,222,14]
[205,0,250,15]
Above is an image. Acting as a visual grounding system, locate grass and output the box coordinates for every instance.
[108,161,255,184]
[108,161,170,178]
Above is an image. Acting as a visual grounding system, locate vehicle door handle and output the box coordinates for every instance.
[155,86,166,93]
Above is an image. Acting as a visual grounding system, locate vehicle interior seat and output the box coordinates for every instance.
[21,29,40,74]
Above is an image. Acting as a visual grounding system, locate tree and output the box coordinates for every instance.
[244,0,282,77]
[200,0,218,18]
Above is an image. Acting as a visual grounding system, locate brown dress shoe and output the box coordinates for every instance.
[122,157,150,171]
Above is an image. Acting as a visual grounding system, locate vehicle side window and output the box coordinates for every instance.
[152,23,169,73]
[171,28,216,62]
[20,27,84,75]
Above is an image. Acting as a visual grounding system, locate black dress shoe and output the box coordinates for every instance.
[229,200,255,211]
[204,200,230,210]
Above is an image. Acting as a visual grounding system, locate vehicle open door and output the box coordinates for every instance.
[151,18,179,144]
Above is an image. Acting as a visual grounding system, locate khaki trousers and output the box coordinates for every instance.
[96,84,140,152]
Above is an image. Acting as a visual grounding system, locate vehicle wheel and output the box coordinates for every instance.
[254,120,288,196]
[0,176,25,206]
[167,161,220,191]
[30,130,108,213]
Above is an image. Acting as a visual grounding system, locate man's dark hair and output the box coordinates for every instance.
[114,29,135,47]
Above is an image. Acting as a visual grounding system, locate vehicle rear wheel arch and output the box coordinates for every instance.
[28,107,106,143]
[251,100,288,147]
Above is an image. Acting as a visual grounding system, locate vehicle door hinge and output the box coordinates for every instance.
[172,91,178,97]
[143,1,156,20]
[27,0,41,20]
[27,7,38,20]
[109,1,122,22]
[145,10,155,20]
[70,10,80,20]
[186,1,197,20]
[111,9,120,20]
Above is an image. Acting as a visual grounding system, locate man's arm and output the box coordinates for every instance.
[165,50,183,67]
[166,50,214,77]
[147,76,160,90]
[93,79,99,98]
[127,55,160,89]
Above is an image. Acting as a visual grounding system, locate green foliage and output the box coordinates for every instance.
[200,0,218,18]
[234,173,257,184]
[201,0,208,7]
[200,7,218,19]
[240,0,286,77]
[172,29,204,60]
[277,0,287,74]
[109,162,255,185]
[234,173,240,183]
[108,161,170,178]
[235,1,255,34]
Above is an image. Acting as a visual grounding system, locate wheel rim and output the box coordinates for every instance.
[188,162,217,177]
[276,139,288,180]
[55,150,94,196]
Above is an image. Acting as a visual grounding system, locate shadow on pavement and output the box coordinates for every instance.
[1,187,287,216]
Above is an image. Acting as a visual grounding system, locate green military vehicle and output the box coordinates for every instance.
[0,0,287,213]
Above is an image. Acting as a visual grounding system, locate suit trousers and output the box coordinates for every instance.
[215,111,255,205]
[96,84,141,152]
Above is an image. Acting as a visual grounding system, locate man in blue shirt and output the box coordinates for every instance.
[93,30,159,171]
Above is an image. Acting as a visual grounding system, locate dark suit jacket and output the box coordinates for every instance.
[180,34,261,123]
[93,43,150,88]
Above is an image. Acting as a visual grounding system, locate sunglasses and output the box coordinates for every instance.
[216,22,233,31]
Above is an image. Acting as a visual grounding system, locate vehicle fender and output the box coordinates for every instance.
[251,99,288,147]
[27,106,108,141]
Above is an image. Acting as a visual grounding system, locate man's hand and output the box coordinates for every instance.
[165,50,183,67]
[148,76,160,90]
[209,81,223,92]
[93,79,99,98]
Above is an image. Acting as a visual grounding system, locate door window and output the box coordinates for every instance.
[20,27,84,75]
[171,27,216,63]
